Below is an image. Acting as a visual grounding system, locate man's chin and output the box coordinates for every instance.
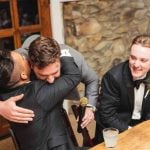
[47,80,55,84]
[132,73,145,80]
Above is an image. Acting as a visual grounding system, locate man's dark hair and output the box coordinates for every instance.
[0,50,14,88]
[29,36,61,68]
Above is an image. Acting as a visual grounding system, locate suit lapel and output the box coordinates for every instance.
[142,72,150,112]
[142,86,150,110]
[123,61,134,111]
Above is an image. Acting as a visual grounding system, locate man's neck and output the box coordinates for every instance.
[133,74,147,81]
[9,80,31,89]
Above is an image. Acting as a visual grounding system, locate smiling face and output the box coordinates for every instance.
[129,44,150,80]
[32,58,61,83]
[28,36,61,83]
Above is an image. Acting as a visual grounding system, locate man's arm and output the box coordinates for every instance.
[60,44,99,127]
[60,44,99,106]
[98,73,128,132]
[78,54,98,127]
[0,94,34,123]
[36,56,81,111]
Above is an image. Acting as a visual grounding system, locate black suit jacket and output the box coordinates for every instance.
[0,57,81,150]
[96,61,150,132]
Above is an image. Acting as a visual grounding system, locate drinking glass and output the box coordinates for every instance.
[103,127,119,148]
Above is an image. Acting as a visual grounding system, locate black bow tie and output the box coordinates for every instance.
[133,79,145,89]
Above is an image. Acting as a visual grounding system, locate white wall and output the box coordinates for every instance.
[50,0,78,112]
[50,0,64,44]
[50,0,79,44]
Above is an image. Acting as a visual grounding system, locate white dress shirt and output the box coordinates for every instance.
[132,83,145,120]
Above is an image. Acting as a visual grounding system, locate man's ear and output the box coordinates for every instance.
[20,72,28,80]
[30,64,34,69]
[29,61,33,69]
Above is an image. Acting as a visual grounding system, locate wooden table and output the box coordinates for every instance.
[90,120,150,150]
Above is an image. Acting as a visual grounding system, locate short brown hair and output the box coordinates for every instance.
[132,34,150,48]
[29,36,61,68]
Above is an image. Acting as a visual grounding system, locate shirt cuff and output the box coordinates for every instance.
[86,104,96,112]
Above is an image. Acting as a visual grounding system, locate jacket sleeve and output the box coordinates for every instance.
[60,44,99,107]
[98,73,128,132]
[35,57,81,111]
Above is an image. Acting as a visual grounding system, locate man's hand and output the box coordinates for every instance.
[80,107,95,128]
[0,94,35,123]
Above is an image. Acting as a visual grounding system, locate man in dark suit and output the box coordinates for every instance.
[0,40,84,149]
[95,34,150,143]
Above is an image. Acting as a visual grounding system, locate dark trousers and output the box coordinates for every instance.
[93,123,104,145]
[129,119,141,127]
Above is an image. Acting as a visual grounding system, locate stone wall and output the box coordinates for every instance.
[63,0,150,79]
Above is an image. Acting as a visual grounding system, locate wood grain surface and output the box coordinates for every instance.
[90,120,150,150]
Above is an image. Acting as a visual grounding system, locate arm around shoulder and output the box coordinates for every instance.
[0,94,34,123]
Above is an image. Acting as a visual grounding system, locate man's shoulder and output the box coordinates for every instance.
[0,82,32,100]
[59,44,84,66]
[109,60,128,73]
[59,44,82,56]
[15,48,28,58]
[105,60,128,79]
